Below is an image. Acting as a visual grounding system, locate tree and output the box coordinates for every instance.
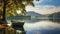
[0,0,39,34]
[48,12,60,23]
[0,0,37,24]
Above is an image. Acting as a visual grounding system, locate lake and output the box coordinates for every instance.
[23,19,60,34]
[7,19,60,34]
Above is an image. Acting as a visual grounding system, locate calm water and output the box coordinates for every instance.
[7,19,60,34]
[23,19,60,34]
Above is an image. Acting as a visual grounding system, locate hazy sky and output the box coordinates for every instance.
[25,0,60,14]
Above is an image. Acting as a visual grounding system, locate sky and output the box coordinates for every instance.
[34,0,60,7]
[25,0,60,14]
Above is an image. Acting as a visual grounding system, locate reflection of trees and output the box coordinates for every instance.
[48,12,60,23]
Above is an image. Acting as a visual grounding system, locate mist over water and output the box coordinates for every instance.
[23,19,60,34]
[7,18,60,34]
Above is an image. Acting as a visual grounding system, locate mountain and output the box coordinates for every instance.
[26,11,42,16]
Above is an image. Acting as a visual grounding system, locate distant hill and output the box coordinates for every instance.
[26,11,42,16]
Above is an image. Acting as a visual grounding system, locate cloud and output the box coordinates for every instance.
[25,5,60,14]
[34,5,60,14]
[25,6,35,11]
[23,21,60,31]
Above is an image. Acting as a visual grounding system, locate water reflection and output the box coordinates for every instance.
[24,19,60,34]
[49,19,60,23]
[6,18,60,34]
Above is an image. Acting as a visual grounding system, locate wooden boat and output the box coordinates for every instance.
[11,20,25,31]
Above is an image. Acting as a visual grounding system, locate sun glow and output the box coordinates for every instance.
[17,10,21,14]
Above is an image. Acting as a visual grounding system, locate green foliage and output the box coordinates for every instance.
[6,0,35,16]
[0,0,40,17]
